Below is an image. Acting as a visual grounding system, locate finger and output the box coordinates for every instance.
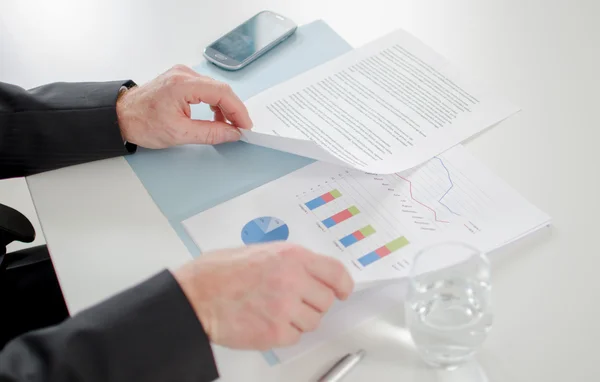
[278,324,302,347]
[304,255,354,300]
[179,119,241,145]
[211,105,226,122]
[170,64,202,78]
[302,278,335,313]
[182,78,253,129]
[291,304,322,333]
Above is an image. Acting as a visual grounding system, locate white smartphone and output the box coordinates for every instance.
[203,11,297,71]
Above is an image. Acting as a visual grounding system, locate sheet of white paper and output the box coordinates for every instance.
[241,130,348,166]
[243,29,520,174]
[272,280,407,362]
[183,145,549,287]
[182,145,550,363]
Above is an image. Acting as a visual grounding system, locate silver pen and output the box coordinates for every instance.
[317,349,366,382]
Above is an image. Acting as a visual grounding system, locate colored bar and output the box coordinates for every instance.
[385,237,410,252]
[375,246,391,257]
[305,197,326,210]
[357,236,410,267]
[339,225,376,248]
[352,231,365,240]
[305,189,342,210]
[359,225,376,237]
[321,193,335,203]
[322,206,359,228]
[340,234,358,247]
[322,217,336,228]
[331,209,353,223]
[358,252,380,266]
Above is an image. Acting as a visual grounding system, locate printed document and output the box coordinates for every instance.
[183,145,550,362]
[183,145,549,287]
[242,29,519,174]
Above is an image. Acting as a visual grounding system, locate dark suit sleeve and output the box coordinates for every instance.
[0,270,220,382]
[0,81,137,179]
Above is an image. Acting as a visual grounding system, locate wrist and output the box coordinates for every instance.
[172,266,215,341]
[116,84,137,144]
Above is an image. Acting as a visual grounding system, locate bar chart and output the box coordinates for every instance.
[296,171,413,275]
[339,225,376,247]
[356,236,410,267]
[322,206,360,228]
[185,145,550,289]
[305,189,342,210]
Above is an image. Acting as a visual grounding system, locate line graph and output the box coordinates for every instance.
[435,157,461,216]
[288,148,500,268]
[394,174,450,224]
[367,151,497,233]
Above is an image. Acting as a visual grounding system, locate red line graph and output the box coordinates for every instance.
[395,174,450,224]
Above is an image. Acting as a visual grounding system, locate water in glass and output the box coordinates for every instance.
[406,242,492,369]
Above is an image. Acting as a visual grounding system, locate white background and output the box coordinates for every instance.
[1,0,599,381]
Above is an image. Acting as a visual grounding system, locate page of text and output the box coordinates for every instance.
[244,29,518,173]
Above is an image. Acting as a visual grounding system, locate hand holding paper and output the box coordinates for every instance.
[174,242,353,350]
[117,65,252,148]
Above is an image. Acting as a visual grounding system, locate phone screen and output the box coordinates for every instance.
[209,12,292,63]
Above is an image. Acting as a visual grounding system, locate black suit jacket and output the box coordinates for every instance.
[0,81,219,381]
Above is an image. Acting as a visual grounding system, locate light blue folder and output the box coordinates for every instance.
[125,20,352,364]
[126,20,351,257]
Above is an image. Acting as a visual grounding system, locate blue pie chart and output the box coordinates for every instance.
[241,216,290,245]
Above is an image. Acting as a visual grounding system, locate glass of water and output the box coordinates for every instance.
[405,242,492,369]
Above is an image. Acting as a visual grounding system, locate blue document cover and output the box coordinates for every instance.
[126,20,352,259]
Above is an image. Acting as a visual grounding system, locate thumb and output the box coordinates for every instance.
[181,119,242,145]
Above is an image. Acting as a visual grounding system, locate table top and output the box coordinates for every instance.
[2,0,600,381]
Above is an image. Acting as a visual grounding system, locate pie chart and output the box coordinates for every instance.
[241,216,290,245]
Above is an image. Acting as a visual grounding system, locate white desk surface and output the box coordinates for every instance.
[2,0,600,381]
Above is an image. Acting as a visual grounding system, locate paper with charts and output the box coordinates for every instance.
[183,145,550,288]
[241,28,519,174]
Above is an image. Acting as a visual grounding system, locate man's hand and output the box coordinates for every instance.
[173,243,354,350]
[116,65,252,148]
